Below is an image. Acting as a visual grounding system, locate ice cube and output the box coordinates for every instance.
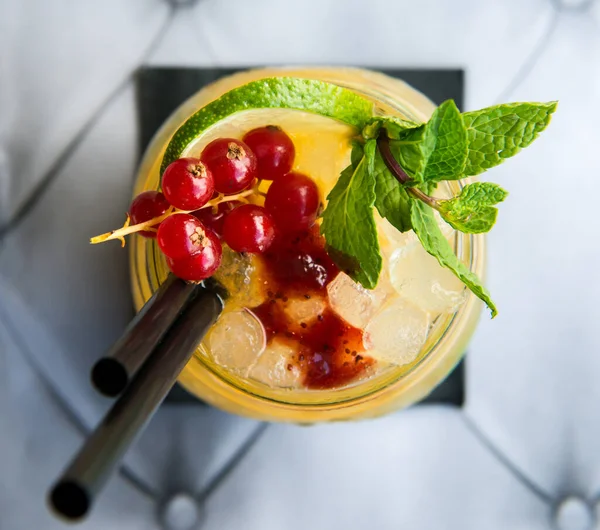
[327,272,391,329]
[248,339,302,388]
[207,309,266,372]
[377,215,419,260]
[285,296,327,324]
[364,300,430,365]
[389,241,466,314]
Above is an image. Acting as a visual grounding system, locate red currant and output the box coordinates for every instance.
[157,213,215,261]
[222,204,275,253]
[128,191,170,238]
[165,241,222,282]
[192,201,238,239]
[242,125,295,180]
[265,172,320,232]
[200,138,257,194]
[161,158,214,210]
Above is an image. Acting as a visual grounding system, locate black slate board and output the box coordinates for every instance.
[135,67,465,407]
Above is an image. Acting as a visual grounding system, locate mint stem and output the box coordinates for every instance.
[408,187,440,210]
[377,132,440,212]
[377,131,410,184]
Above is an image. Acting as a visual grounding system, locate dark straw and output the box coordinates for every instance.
[49,287,222,521]
[91,274,197,397]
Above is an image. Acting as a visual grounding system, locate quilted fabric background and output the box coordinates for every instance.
[1,1,598,529]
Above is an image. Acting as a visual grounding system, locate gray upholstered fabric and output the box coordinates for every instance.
[1,1,598,529]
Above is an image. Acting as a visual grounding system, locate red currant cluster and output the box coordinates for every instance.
[122,126,320,282]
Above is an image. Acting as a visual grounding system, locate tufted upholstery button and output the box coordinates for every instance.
[554,497,594,530]
[159,493,204,530]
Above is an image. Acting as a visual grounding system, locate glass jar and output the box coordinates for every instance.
[130,67,484,422]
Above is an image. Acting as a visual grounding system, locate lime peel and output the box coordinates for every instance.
[160,77,375,174]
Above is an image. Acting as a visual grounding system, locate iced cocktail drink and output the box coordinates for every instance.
[129,68,484,421]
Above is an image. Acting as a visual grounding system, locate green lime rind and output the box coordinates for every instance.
[160,77,375,175]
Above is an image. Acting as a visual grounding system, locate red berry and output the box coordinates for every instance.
[265,172,320,232]
[128,191,170,238]
[192,201,238,238]
[162,158,214,210]
[165,241,222,282]
[157,214,215,261]
[222,204,275,253]
[242,125,295,180]
[200,138,257,194]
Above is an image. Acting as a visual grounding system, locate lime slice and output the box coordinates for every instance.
[160,77,374,174]
[181,109,357,194]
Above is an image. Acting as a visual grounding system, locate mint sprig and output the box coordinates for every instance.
[320,100,557,317]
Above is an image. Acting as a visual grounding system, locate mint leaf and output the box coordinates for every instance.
[374,100,467,185]
[364,138,377,174]
[438,182,508,234]
[321,157,382,289]
[363,115,421,140]
[350,140,364,168]
[410,200,497,317]
[417,100,467,182]
[382,134,423,183]
[364,139,413,233]
[462,101,557,176]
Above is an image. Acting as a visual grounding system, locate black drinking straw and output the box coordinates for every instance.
[91,274,197,397]
[49,287,222,521]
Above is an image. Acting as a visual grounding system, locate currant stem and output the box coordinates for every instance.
[376,132,441,211]
[90,207,175,245]
[90,188,255,245]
